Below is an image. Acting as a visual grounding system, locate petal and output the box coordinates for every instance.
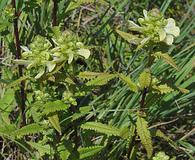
[166,18,176,28]
[27,61,36,69]
[171,26,180,37]
[164,35,174,45]
[77,49,90,59]
[47,61,56,72]
[21,46,30,52]
[165,26,180,37]
[68,53,74,64]
[164,18,180,37]
[158,29,166,41]
[143,9,148,19]
[76,42,84,47]
[35,68,45,79]
[22,51,32,58]
[128,20,141,29]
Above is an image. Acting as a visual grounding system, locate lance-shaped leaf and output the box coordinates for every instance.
[116,30,141,45]
[7,76,29,88]
[177,87,189,94]
[154,52,179,70]
[81,122,120,136]
[152,84,174,94]
[136,116,153,158]
[78,146,104,159]
[78,71,105,80]
[86,73,116,86]
[118,74,138,92]
[14,123,44,138]
[48,114,61,135]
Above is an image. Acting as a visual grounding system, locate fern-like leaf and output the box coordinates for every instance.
[116,30,141,44]
[78,146,104,159]
[0,124,16,137]
[136,116,153,158]
[154,52,179,70]
[153,84,174,94]
[81,122,120,136]
[43,100,69,115]
[119,127,131,139]
[27,142,52,156]
[118,74,138,92]
[14,123,44,138]
[78,71,105,80]
[126,124,136,148]
[86,73,116,86]
[139,69,151,89]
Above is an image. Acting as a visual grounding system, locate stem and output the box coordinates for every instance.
[127,52,153,158]
[140,88,148,109]
[12,0,26,126]
[52,0,58,26]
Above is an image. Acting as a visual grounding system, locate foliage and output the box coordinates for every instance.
[0,0,195,159]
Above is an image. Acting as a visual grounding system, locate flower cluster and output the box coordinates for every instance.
[20,28,90,79]
[22,36,52,79]
[152,152,172,160]
[51,29,90,64]
[128,9,180,45]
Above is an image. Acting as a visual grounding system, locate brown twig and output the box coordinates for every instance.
[140,88,148,109]
[148,118,179,129]
[12,0,26,126]
[52,0,58,26]
[180,127,195,140]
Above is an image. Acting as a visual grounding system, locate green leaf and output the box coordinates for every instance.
[0,124,17,137]
[129,145,138,160]
[155,130,178,150]
[78,146,104,159]
[119,127,131,139]
[116,30,141,44]
[177,86,189,93]
[136,37,151,51]
[152,84,174,94]
[139,69,151,89]
[118,74,138,92]
[154,52,179,70]
[43,100,69,115]
[86,73,116,86]
[136,116,153,158]
[48,114,62,135]
[57,144,71,160]
[81,122,120,136]
[27,142,52,157]
[78,71,105,80]
[7,76,29,88]
[71,106,91,121]
[66,0,95,12]
[35,68,45,79]
[14,123,44,138]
